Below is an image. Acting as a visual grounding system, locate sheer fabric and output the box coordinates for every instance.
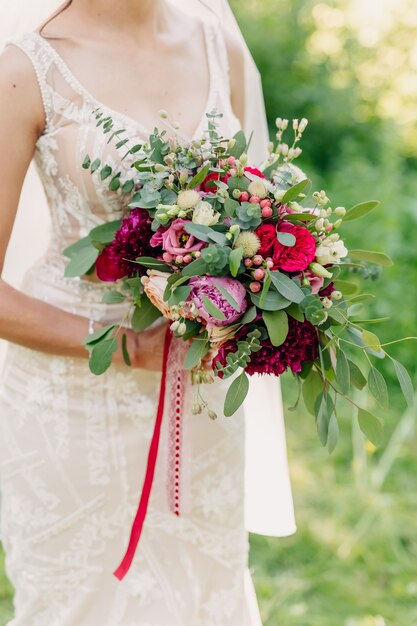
[0,24,267,625]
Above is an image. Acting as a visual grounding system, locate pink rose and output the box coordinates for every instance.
[190,276,247,327]
[160,219,204,256]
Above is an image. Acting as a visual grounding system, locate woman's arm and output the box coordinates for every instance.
[0,47,165,370]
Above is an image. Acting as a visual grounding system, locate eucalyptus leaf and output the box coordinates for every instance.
[343,200,380,222]
[335,348,350,395]
[181,257,208,277]
[392,359,414,408]
[133,257,173,272]
[83,324,115,347]
[276,231,296,247]
[250,290,290,311]
[327,412,339,453]
[286,303,305,322]
[362,329,382,352]
[358,408,384,446]
[270,271,305,303]
[229,247,244,277]
[131,300,162,333]
[213,280,241,312]
[102,290,126,304]
[281,178,310,203]
[187,162,211,189]
[349,249,394,267]
[184,332,210,370]
[302,371,324,416]
[228,130,247,158]
[64,246,99,278]
[201,295,226,321]
[348,359,367,390]
[368,367,389,408]
[263,310,289,347]
[122,333,131,367]
[240,306,257,325]
[89,337,117,375]
[224,371,250,417]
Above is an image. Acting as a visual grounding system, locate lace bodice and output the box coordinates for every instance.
[6,26,240,300]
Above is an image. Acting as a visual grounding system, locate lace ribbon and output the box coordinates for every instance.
[113,326,175,581]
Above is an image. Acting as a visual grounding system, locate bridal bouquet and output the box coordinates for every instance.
[64,110,413,452]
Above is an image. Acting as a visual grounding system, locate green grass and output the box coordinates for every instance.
[1,380,415,626]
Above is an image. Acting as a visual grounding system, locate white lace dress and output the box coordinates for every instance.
[0,25,266,626]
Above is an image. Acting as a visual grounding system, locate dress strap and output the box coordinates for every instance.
[5,33,55,134]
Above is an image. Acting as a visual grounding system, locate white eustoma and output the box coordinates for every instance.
[192,200,220,226]
[315,238,348,265]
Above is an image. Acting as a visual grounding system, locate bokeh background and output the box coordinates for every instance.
[1,0,417,625]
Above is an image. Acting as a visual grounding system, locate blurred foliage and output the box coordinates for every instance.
[231,0,417,625]
[1,1,417,624]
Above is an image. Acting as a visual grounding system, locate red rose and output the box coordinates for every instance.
[255,223,277,258]
[273,222,316,272]
[244,166,266,179]
[202,172,230,192]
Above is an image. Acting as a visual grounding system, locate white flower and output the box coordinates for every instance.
[192,200,220,226]
[234,231,260,257]
[315,238,348,265]
[177,189,200,210]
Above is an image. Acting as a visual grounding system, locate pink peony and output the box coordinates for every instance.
[246,318,319,376]
[96,208,155,282]
[190,276,247,327]
[160,219,205,256]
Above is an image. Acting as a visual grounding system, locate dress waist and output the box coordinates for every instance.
[20,252,130,325]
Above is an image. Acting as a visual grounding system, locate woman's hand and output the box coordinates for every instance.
[117,322,168,372]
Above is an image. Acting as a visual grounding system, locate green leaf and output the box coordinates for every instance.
[187,162,211,189]
[109,176,121,191]
[91,158,101,174]
[228,130,247,158]
[327,412,339,454]
[181,319,201,341]
[102,290,126,304]
[133,257,173,272]
[131,300,162,332]
[250,290,290,311]
[368,367,389,408]
[240,306,257,325]
[259,271,272,309]
[121,179,135,194]
[302,371,324,416]
[349,249,394,267]
[348,359,367,390]
[335,348,350,395]
[224,371,250,417]
[82,154,91,169]
[358,408,384,446]
[362,329,382,352]
[100,165,113,180]
[343,200,380,222]
[316,393,331,446]
[181,257,208,277]
[213,280,241,312]
[263,310,289,347]
[122,333,131,367]
[281,212,317,222]
[201,295,226,321]
[90,220,121,244]
[348,293,375,304]
[334,279,359,296]
[276,231,296,247]
[229,247,244,277]
[168,285,191,306]
[224,197,239,217]
[270,271,305,303]
[184,332,209,370]
[281,178,310,203]
[286,303,305,323]
[64,245,99,278]
[227,176,250,193]
[63,235,92,259]
[83,324,115,347]
[183,223,227,246]
[89,337,117,375]
[392,359,414,408]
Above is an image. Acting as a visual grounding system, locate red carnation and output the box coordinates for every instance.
[96,208,155,282]
[246,319,319,376]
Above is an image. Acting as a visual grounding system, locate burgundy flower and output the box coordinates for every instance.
[319,281,335,298]
[255,222,316,272]
[246,318,319,376]
[96,208,155,282]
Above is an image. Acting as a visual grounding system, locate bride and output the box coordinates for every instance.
[0,1,295,624]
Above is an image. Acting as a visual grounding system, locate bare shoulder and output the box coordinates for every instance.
[0,45,45,138]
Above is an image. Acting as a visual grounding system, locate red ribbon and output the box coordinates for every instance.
[113,326,173,581]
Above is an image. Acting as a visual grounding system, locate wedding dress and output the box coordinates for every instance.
[0,8,294,626]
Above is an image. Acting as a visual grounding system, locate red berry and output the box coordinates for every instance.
[261,206,273,218]
[253,268,265,281]
[239,191,249,203]
[260,199,271,209]
[253,255,263,266]
[249,195,260,204]
[249,281,261,293]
